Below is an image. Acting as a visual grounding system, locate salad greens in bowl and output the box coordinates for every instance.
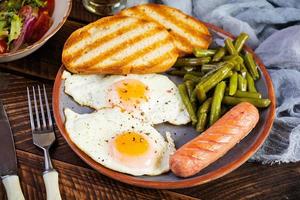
[0,0,72,62]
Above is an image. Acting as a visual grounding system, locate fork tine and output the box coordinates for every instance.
[32,86,41,130]
[43,84,53,128]
[38,85,47,129]
[27,87,35,130]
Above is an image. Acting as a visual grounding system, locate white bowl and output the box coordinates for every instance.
[0,0,72,63]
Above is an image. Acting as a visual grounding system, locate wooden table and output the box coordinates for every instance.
[1,1,300,199]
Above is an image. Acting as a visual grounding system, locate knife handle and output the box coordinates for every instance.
[2,175,25,200]
[43,170,62,200]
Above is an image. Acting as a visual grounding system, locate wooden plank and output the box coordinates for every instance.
[174,162,300,200]
[0,150,194,200]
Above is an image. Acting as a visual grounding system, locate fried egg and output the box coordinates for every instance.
[64,107,175,176]
[62,71,190,125]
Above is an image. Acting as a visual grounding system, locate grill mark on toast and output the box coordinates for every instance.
[64,17,137,55]
[165,6,209,34]
[71,23,159,68]
[132,6,193,52]
[78,27,165,69]
[63,22,142,64]
[104,36,173,69]
[132,43,174,66]
[149,5,210,48]
[132,47,176,73]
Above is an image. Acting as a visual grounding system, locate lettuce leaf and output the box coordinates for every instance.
[8,14,22,44]
[22,0,47,8]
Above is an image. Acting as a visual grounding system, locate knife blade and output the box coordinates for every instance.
[0,101,25,200]
[0,102,18,177]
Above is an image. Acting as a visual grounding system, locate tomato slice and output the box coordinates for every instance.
[39,0,55,16]
[26,11,52,44]
[0,39,7,54]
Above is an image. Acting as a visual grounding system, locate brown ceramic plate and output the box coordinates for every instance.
[52,23,276,189]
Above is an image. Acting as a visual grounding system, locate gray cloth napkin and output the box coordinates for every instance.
[126,0,300,164]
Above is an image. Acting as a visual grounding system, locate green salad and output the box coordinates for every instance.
[0,0,54,54]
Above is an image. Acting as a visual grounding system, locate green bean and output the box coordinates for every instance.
[223,55,243,67]
[234,33,249,53]
[224,70,233,79]
[183,73,201,82]
[197,97,212,116]
[235,64,241,71]
[222,96,271,108]
[178,84,198,125]
[223,55,236,61]
[193,48,216,57]
[225,38,237,55]
[229,72,238,96]
[196,85,207,103]
[196,98,212,132]
[196,113,207,132]
[238,74,247,92]
[246,73,257,93]
[201,64,218,73]
[174,57,211,67]
[209,81,226,126]
[244,52,259,80]
[240,63,247,78]
[185,80,195,98]
[167,70,186,76]
[212,47,226,62]
[187,71,203,77]
[190,90,198,111]
[234,90,262,99]
[200,65,232,92]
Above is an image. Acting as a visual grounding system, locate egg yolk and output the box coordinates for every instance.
[114,132,149,156]
[116,79,147,103]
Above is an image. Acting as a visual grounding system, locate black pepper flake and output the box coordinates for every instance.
[131,126,135,129]
[174,132,177,135]
[166,89,172,93]
[155,140,157,143]
[132,137,136,141]
[108,99,111,102]
[105,140,108,143]
[154,150,157,153]
[145,132,150,136]
[102,159,104,162]
[141,112,145,116]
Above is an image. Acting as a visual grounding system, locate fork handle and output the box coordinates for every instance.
[43,170,62,200]
[2,175,25,200]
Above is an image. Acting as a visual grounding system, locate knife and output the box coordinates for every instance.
[0,102,25,200]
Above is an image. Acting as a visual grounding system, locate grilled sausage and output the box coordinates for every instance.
[170,102,259,177]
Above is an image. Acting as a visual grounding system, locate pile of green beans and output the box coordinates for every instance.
[169,32,271,133]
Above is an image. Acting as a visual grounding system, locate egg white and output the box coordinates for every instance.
[62,71,190,125]
[64,107,175,176]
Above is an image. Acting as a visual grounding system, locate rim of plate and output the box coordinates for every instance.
[52,22,276,189]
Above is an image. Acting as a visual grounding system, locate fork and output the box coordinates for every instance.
[27,85,62,200]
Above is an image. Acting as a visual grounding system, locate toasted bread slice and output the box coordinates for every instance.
[119,4,212,56]
[62,15,179,74]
